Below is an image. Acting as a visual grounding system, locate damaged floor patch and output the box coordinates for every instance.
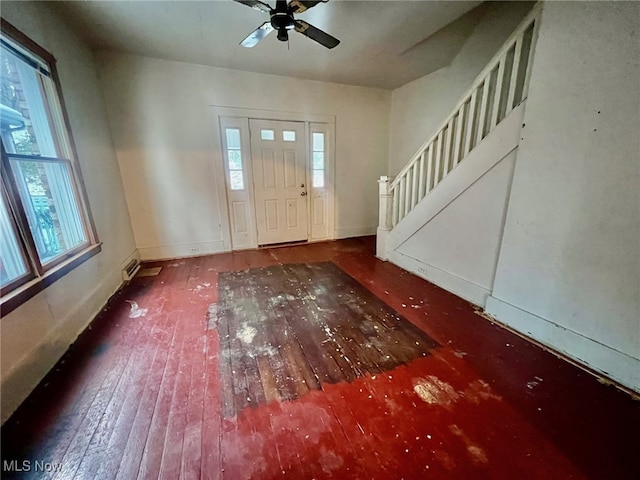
[236,324,258,344]
[413,376,460,405]
[206,304,218,330]
[413,376,502,407]
[126,301,148,318]
[216,262,440,417]
[450,424,489,465]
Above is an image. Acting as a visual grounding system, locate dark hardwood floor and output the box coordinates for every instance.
[216,262,439,418]
[2,237,639,479]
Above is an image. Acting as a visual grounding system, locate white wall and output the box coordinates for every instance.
[487,1,640,390]
[1,4,137,422]
[396,150,516,305]
[97,53,391,258]
[388,1,534,174]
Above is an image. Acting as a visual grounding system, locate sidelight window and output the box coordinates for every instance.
[312,132,325,188]
[225,128,245,190]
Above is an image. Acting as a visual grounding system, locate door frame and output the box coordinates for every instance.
[210,106,336,251]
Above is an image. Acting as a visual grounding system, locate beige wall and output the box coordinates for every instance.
[1,3,137,423]
[97,53,391,258]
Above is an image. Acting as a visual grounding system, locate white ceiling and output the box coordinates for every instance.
[53,0,488,89]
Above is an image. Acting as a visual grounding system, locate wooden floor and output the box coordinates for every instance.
[2,237,639,479]
[217,262,438,418]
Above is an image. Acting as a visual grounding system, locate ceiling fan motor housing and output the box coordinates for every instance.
[271,11,295,41]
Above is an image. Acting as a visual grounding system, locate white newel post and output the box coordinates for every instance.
[376,175,394,261]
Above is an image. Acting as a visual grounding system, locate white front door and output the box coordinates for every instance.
[249,119,308,245]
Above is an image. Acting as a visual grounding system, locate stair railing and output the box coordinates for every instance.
[385,4,541,228]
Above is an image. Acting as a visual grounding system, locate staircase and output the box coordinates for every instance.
[377,5,541,272]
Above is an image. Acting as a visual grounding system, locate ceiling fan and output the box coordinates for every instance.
[234,0,340,49]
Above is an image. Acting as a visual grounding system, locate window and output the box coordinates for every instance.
[1,21,99,313]
[260,129,274,141]
[0,188,28,288]
[282,130,295,142]
[225,128,244,190]
[312,132,325,188]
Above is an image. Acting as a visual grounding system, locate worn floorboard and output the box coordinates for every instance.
[216,262,438,418]
[2,237,639,479]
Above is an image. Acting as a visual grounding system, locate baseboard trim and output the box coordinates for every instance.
[335,225,377,239]
[389,250,490,307]
[137,240,226,261]
[485,296,640,393]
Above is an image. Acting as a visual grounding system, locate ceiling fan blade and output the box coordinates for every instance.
[288,0,327,14]
[294,20,340,49]
[240,22,275,48]
[234,0,272,14]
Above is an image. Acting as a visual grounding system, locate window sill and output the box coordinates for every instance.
[1,243,102,317]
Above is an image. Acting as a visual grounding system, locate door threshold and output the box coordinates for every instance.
[258,240,309,250]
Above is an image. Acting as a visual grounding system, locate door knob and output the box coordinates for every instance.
[300,183,305,188]
[300,191,307,196]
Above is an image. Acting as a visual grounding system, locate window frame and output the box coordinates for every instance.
[224,127,246,191]
[0,19,101,316]
[311,131,325,188]
[0,176,35,292]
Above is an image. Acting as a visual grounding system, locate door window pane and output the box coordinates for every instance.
[9,157,87,264]
[0,193,28,287]
[228,149,243,170]
[313,152,324,170]
[229,170,244,190]
[283,130,296,142]
[260,129,274,141]
[225,127,245,191]
[226,128,241,149]
[313,170,325,188]
[312,132,324,151]
[312,132,325,188]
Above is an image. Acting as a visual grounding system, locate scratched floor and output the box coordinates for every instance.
[2,237,639,479]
